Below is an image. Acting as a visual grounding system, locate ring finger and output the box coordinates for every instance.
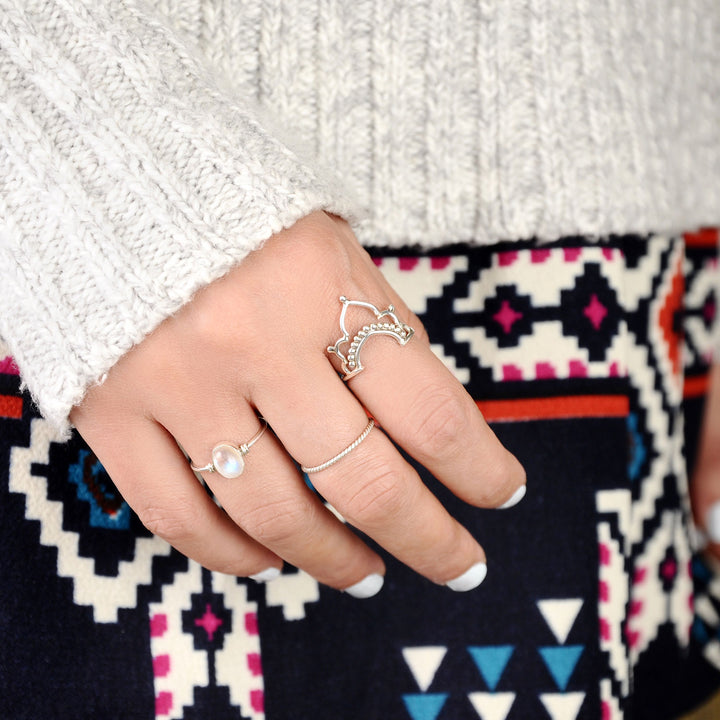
[171,405,387,596]
[254,358,489,591]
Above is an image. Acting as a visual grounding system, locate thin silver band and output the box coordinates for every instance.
[301,419,375,474]
[190,419,268,475]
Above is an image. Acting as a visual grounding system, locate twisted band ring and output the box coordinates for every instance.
[301,419,375,474]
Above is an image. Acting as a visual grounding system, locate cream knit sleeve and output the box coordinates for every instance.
[0,0,350,436]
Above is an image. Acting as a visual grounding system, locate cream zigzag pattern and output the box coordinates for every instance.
[9,417,172,623]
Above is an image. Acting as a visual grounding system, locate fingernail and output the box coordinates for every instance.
[706,502,720,543]
[343,573,384,599]
[446,562,488,592]
[498,484,526,509]
[249,566,281,583]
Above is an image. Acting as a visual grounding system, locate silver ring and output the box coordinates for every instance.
[190,419,268,479]
[301,419,375,474]
[327,296,414,379]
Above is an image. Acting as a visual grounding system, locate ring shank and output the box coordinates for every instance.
[301,419,375,474]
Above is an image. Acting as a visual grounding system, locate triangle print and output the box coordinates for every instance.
[402,693,448,720]
[537,599,583,644]
[539,692,585,720]
[402,647,448,692]
[468,691,515,720]
[538,646,584,691]
[467,646,514,691]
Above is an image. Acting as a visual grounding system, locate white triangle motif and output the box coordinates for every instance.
[537,599,584,644]
[468,692,515,720]
[402,647,448,692]
[539,692,585,720]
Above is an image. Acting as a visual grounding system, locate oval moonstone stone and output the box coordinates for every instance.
[211,443,245,478]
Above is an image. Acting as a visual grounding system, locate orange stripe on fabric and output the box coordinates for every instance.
[684,374,710,398]
[477,395,629,422]
[684,227,719,248]
[0,395,22,418]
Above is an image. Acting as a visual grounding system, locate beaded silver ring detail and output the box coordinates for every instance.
[327,297,414,380]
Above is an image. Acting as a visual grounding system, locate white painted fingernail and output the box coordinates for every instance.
[344,573,384,599]
[706,502,720,543]
[498,485,526,509]
[446,562,488,592]
[249,566,281,583]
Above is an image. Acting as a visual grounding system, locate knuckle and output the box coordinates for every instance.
[138,498,199,544]
[410,387,471,458]
[186,293,233,346]
[183,280,256,357]
[342,458,411,528]
[241,497,316,545]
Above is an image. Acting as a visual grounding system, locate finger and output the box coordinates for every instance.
[176,409,387,596]
[691,364,720,557]
[74,413,282,578]
[693,458,720,557]
[255,359,489,590]
[328,292,526,508]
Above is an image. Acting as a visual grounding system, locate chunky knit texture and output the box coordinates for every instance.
[1,0,719,434]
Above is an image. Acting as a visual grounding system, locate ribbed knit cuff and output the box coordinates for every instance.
[0,0,352,435]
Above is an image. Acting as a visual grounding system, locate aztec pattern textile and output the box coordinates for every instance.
[1,229,719,720]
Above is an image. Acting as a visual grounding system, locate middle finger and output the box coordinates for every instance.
[254,358,489,590]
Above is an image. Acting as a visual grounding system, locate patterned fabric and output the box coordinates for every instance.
[0,229,718,720]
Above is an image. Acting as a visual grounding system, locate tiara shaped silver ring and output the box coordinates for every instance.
[327,296,414,379]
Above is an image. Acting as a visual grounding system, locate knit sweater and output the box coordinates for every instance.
[1,0,719,435]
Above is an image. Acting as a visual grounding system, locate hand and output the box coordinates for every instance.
[691,363,720,557]
[70,212,526,597]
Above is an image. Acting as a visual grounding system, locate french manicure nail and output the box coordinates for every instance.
[344,573,384,599]
[498,484,526,509]
[706,501,720,543]
[249,566,281,583]
[446,562,488,592]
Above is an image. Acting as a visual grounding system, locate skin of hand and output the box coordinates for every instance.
[692,362,720,557]
[70,211,526,596]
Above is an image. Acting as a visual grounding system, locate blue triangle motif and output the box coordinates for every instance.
[538,646,584,691]
[402,694,448,720]
[467,646,514,691]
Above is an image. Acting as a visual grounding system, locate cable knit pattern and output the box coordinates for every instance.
[1,0,719,434]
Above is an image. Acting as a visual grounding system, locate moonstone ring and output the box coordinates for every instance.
[190,419,268,479]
